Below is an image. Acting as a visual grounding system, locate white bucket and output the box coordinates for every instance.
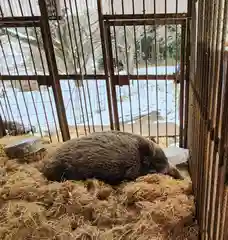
[162,146,189,166]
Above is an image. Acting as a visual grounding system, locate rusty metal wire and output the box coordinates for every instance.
[153,0,159,144]
[122,0,134,133]
[132,0,142,136]
[0,0,184,145]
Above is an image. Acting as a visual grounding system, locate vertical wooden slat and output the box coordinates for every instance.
[188,0,228,239]
[179,23,186,148]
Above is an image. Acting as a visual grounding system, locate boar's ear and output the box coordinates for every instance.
[138,143,151,160]
[140,156,156,175]
[148,136,157,143]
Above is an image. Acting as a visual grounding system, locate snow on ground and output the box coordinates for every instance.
[0,66,180,134]
[0,33,180,136]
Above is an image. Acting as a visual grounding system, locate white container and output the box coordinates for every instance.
[162,146,189,166]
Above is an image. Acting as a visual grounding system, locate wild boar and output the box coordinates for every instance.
[42,131,184,185]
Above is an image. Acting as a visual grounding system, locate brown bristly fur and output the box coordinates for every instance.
[41,131,180,185]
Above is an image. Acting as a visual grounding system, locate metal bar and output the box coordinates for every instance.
[29,27,55,141]
[207,0,224,237]
[0,99,8,137]
[199,0,211,236]
[103,13,188,20]
[28,0,59,141]
[200,0,215,237]
[0,16,41,23]
[62,0,84,137]
[188,0,197,195]
[110,0,124,131]
[53,0,87,137]
[204,0,217,234]
[164,0,168,147]
[106,24,120,130]
[219,54,228,240]
[51,3,69,75]
[132,0,142,136]
[74,0,95,133]
[34,7,63,142]
[3,1,28,133]
[121,1,134,133]
[0,1,50,139]
[0,22,40,28]
[59,74,107,80]
[187,0,193,18]
[68,0,88,136]
[142,0,150,138]
[0,89,8,137]
[0,38,18,133]
[0,114,6,137]
[0,74,176,81]
[0,75,50,81]
[73,0,93,133]
[38,0,70,141]
[179,24,186,147]
[201,0,214,236]
[85,0,103,131]
[198,0,208,233]
[8,10,58,142]
[17,0,44,137]
[174,0,179,146]
[14,26,41,137]
[74,1,86,75]
[153,0,159,144]
[140,134,180,138]
[212,1,227,238]
[192,0,200,205]
[187,0,196,179]
[106,19,186,26]
[184,20,191,148]
[0,89,10,125]
[0,16,61,23]
[113,75,176,82]
[97,0,114,130]
[194,0,204,224]
[74,0,92,133]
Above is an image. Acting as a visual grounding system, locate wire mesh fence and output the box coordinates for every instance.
[0,0,186,147]
[107,24,182,146]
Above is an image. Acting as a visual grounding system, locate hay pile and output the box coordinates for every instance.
[0,142,198,240]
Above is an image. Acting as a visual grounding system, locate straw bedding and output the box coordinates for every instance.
[0,142,198,240]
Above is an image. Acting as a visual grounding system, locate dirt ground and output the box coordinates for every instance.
[0,136,198,240]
